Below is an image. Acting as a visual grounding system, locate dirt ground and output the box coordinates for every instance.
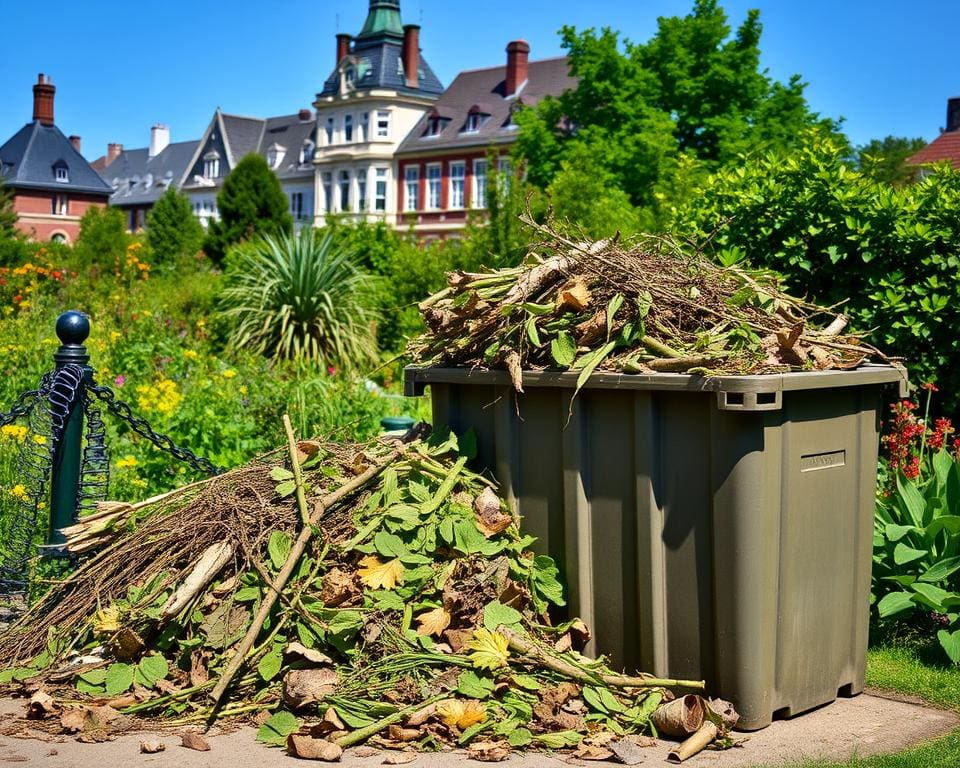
[0,690,956,767]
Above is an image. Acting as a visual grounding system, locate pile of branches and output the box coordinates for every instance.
[0,422,736,762]
[410,216,888,390]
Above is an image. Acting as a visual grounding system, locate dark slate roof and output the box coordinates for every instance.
[396,57,574,156]
[907,131,960,169]
[262,114,318,180]
[221,114,265,165]
[319,42,443,98]
[97,140,199,207]
[0,121,112,196]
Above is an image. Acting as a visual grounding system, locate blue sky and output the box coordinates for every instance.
[0,0,954,160]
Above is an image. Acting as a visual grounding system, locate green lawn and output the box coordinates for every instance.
[767,644,960,768]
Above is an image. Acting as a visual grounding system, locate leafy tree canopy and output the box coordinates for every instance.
[146,188,205,264]
[515,0,841,222]
[204,154,292,263]
[74,206,131,268]
[855,135,927,187]
[0,177,17,240]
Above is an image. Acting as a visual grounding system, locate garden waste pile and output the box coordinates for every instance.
[0,426,737,763]
[410,217,887,388]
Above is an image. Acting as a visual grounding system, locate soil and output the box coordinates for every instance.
[0,690,955,767]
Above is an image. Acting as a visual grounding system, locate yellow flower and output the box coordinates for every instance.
[8,484,28,501]
[183,349,199,360]
[110,331,121,342]
[239,385,248,395]
[116,455,138,469]
[221,369,237,379]
[1,424,27,442]
[32,435,46,445]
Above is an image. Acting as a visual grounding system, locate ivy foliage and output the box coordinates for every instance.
[672,131,960,413]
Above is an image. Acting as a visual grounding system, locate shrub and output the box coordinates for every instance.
[73,206,132,270]
[218,228,379,369]
[672,132,960,415]
[204,154,292,263]
[146,188,204,265]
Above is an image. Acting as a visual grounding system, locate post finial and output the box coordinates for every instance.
[55,310,90,346]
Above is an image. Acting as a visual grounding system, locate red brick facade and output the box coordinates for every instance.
[12,189,105,243]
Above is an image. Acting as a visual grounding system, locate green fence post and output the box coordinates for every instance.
[47,310,90,550]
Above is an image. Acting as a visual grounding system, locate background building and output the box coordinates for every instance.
[312,0,443,226]
[0,75,111,243]
[395,42,574,237]
[907,97,960,173]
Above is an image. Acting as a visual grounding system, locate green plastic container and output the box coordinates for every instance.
[405,363,908,729]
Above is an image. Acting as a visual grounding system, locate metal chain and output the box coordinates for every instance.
[0,387,44,428]
[88,383,222,476]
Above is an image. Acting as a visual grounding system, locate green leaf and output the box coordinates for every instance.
[78,668,108,685]
[574,341,616,394]
[511,674,541,691]
[884,523,918,542]
[920,556,960,583]
[234,586,260,602]
[508,728,533,747]
[535,730,583,748]
[520,302,554,316]
[550,331,576,368]
[257,647,283,682]
[893,542,928,566]
[270,467,294,482]
[256,711,300,746]
[104,662,135,696]
[877,590,916,618]
[896,473,927,528]
[938,629,960,665]
[525,316,542,347]
[911,582,951,611]
[457,670,495,699]
[531,554,566,607]
[135,655,169,688]
[453,518,488,555]
[483,601,523,632]
[605,293,625,342]
[374,531,408,559]
[267,531,292,570]
[275,480,296,498]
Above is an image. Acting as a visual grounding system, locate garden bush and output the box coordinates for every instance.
[672,131,960,414]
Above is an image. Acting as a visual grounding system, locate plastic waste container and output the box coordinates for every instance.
[405,363,908,729]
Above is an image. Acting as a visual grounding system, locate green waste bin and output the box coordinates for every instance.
[405,363,908,730]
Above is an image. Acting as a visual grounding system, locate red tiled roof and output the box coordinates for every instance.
[907,131,960,169]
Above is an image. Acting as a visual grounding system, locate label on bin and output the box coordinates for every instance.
[800,450,846,472]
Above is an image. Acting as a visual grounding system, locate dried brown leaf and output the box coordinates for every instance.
[27,691,59,720]
[473,487,512,537]
[181,732,211,752]
[287,733,343,761]
[466,740,510,762]
[415,607,451,637]
[283,668,339,710]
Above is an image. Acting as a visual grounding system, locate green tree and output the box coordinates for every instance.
[516,0,840,223]
[855,135,927,186]
[0,177,16,239]
[73,206,131,268]
[204,154,292,263]
[672,132,960,413]
[218,228,379,369]
[146,188,205,264]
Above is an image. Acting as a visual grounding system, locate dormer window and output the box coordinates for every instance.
[267,144,285,169]
[300,140,315,164]
[504,102,523,130]
[423,111,450,138]
[463,106,490,134]
[54,162,69,183]
[203,151,220,179]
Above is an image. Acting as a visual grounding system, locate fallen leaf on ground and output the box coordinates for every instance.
[283,668,339,710]
[465,628,509,671]
[287,733,343,761]
[572,743,614,761]
[27,691,59,719]
[608,735,657,765]
[383,751,417,764]
[557,280,592,312]
[436,699,486,729]
[140,740,166,753]
[467,741,509,762]
[352,746,380,758]
[415,607,451,637]
[181,732,211,751]
[357,556,405,590]
[284,642,334,666]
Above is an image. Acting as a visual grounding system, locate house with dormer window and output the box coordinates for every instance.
[312,0,443,224]
[394,41,574,237]
[0,75,111,243]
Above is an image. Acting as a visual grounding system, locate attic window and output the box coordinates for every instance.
[504,101,523,130]
[54,163,69,183]
[203,151,220,179]
[267,145,285,169]
[300,140,315,164]
[424,115,449,138]
[463,107,489,134]
[1,161,11,176]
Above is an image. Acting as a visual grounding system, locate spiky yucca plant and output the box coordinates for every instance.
[219,229,380,369]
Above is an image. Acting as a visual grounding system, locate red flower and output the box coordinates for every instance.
[921,382,940,392]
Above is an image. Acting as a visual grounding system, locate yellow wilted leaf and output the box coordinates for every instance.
[357,555,405,590]
[436,698,487,729]
[557,280,592,312]
[94,605,122,634]
[466,628,510,671]
[416,607,451,637]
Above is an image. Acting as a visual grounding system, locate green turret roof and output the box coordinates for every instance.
[357,0,403,42]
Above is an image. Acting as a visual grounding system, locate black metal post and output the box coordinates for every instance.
[47,310,91,549]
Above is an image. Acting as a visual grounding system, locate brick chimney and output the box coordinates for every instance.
[68,135,81,154]
[947,98,960,133]
[505,40,530,97]
[32,73,56,125]
[299,109,312,122]
[149,124,170,157]
[402,25,420,89]
[106,143,124,167]
[336,33,351,64]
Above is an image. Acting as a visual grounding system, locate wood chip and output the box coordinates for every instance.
[140,740,166,753]
[383,753,417,765]
[467,741,510,762]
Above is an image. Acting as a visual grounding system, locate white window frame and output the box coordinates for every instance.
[472,159,487,209]
[376,110,390,138]
[464,112,483,133]
[300,140,315,164]
[204,155,220,179]
[325,117,334,145]
[426,163,441,210]
[404,165,419,212]
[52,194,68,216]
[374,168,387,212]
[290,191,304,220]
[361,112,369,142]
[449,161,465,209]
[55,165,69,182]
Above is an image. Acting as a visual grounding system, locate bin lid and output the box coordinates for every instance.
[381,416,416,431]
